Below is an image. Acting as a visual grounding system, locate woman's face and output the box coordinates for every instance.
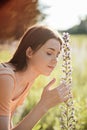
[29,38,61,76]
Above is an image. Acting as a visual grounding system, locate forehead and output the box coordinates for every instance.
[42,38,61,51]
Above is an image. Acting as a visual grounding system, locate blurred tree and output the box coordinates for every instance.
[60,16,87,34]
[0,0,45,42]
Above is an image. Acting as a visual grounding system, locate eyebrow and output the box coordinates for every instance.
[47,48,60,54]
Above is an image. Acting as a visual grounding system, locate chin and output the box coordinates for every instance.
[43,72,52,76]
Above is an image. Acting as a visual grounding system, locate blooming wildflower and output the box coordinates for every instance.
[59,32,76,130]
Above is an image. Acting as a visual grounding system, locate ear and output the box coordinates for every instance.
[26,47,33,58]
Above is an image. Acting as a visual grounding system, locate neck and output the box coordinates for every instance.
[15,65,40,87]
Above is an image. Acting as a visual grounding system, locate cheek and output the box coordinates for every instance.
[31,54,45,67]
[36,52,49,63]
[31,51,51,69]
[36,55,47,65]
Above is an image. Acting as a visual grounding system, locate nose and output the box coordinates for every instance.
[51,56,57,65]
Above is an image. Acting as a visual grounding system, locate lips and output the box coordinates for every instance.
[48,66,55,70]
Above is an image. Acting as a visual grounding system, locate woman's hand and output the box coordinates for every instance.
[40,78,71,111]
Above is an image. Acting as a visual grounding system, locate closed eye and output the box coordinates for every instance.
[47,52,59,59]
[47,52,52,55]
[47,48,60,57]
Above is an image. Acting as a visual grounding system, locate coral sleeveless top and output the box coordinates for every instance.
[0,63,30,117]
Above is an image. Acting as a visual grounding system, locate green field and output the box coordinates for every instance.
[0,35,87,130]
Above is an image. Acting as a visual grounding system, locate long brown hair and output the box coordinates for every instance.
[9,25,63,71]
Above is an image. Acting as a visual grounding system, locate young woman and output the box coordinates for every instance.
[0,25,71,130]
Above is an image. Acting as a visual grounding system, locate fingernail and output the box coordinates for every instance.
[52,78,56,81]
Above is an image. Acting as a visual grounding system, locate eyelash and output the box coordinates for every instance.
[47,52,52,55]
[47,52,59,58]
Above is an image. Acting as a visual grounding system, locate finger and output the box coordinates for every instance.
[45,78,56,90]
[62,89,70,97]
[58,83,67,90]
[60,85,70,92]
[64,94,71,102]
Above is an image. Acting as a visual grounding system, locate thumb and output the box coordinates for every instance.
[45,78,56,90]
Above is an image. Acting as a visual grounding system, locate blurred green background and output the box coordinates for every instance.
[0,0,87,130]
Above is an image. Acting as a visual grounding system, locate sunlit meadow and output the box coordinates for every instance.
[0,35,87,130]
